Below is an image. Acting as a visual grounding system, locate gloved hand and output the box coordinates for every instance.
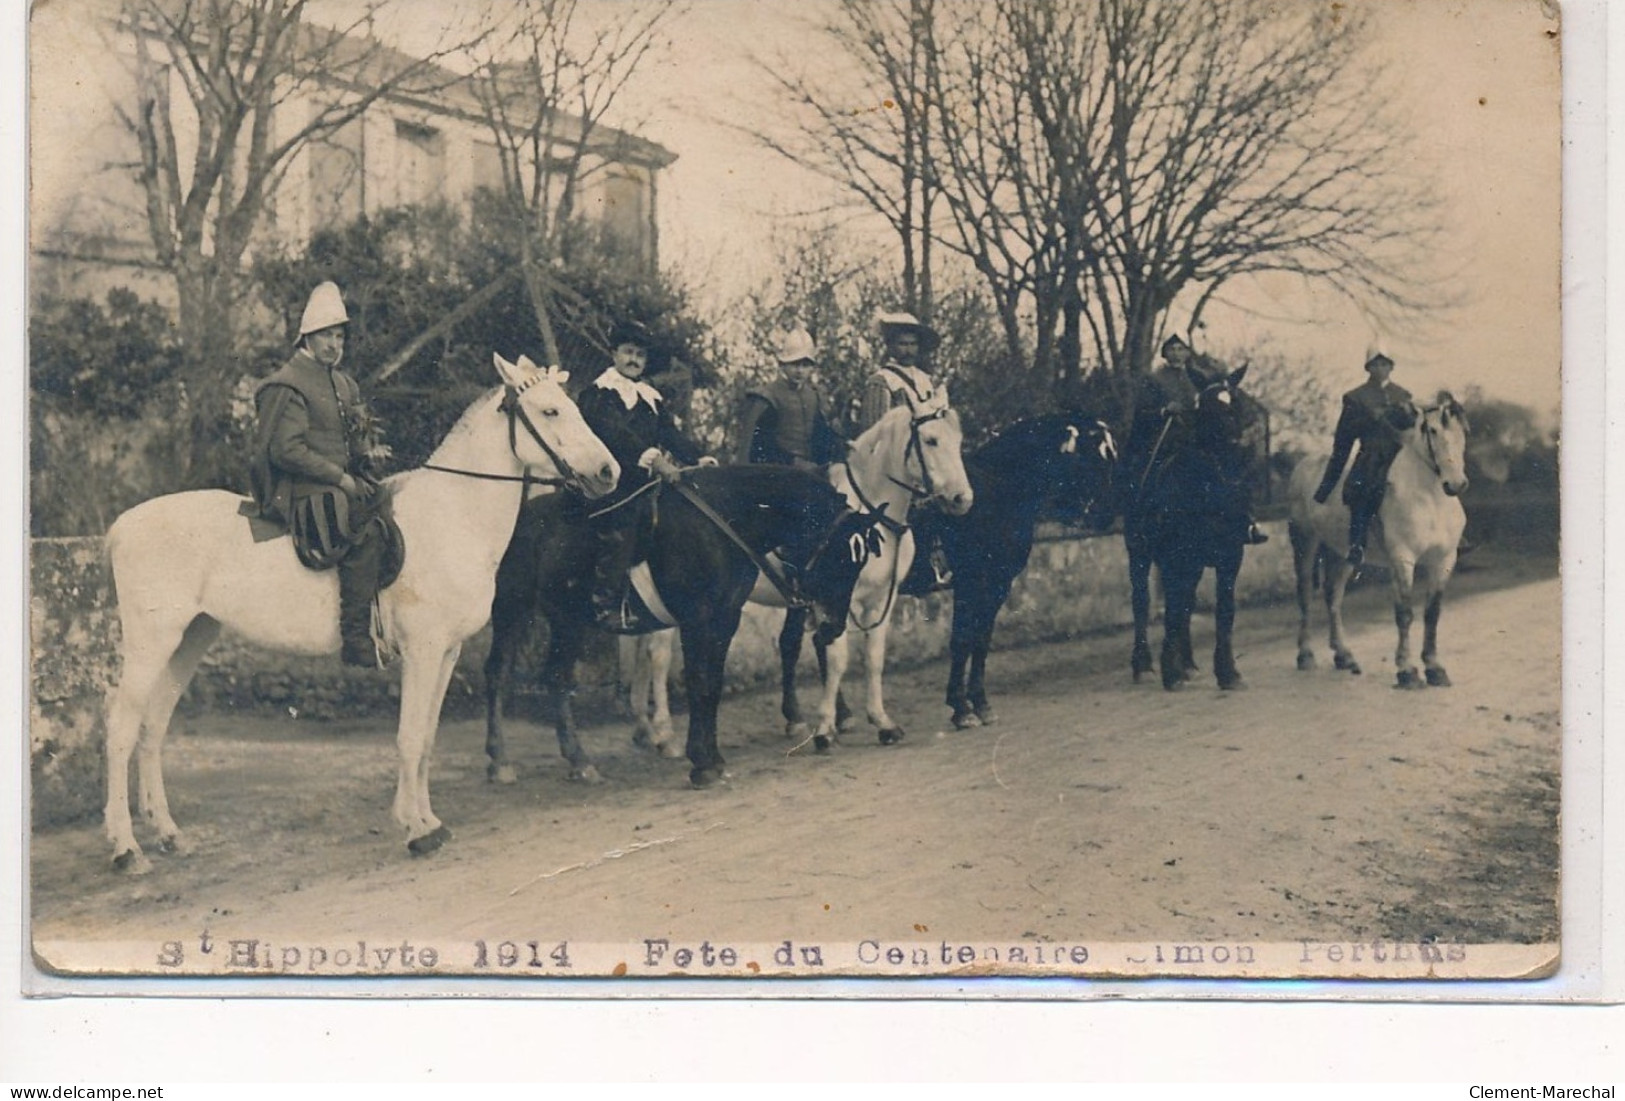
[647,452,684,483]
[339,473,377,503]
[697,456,719,468]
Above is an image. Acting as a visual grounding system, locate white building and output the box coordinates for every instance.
[29,1,677,306]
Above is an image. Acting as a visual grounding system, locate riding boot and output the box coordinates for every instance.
[338,529,384,668]
[590,523,640,631]
[1346,495,1378,566]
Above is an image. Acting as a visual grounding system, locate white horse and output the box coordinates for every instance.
[102,355,618,871]
[1287,393,1470,688]
[772,403,973,750]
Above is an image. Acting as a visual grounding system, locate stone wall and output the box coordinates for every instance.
[29,522,1297,827]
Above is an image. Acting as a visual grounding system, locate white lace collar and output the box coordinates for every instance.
[593,367,664,411]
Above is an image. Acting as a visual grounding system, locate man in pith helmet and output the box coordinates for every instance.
[248,281,390,667]
[1313,345,1417,565]
[736,327,843,469]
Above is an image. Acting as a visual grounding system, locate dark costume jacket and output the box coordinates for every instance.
[737,376,841,467]
[247,349,374,567]
[1123,364,1206,488]
[576,367,706,504]
[1317,379,1416,506]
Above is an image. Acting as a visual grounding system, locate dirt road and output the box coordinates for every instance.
[31,574,1560,980]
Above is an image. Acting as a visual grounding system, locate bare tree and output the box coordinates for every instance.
[118,0,483,477]
[748,0,943,327]
[762,0,1447,409]
[461,0,676,363]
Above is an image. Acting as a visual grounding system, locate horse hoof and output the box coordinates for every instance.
[657,739,686,760]
[570,764,605,784]
[973,705,998,725]
[1162,678,1184,692]
[407,831,445,857]
[1334,653,1360,672]
[878,727,906,746]
[690,768,731,789]
[1426,667,1452,688]
[112,849,152,876]
[1219,677,1248,692]
[1296,652,1317,672]
[488,763,518,785]
[156,833,190,856]
[786,720,811,742]
[1395,668,1424,690]
[814,734,834,754]
[951,709,980,730]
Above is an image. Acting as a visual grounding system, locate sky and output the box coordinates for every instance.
[583,0,1565,419]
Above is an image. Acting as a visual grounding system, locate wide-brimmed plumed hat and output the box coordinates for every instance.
[876,310,941,353]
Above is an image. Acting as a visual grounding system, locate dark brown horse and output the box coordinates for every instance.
[484,464,884,788]
[1122,366,1260,690]
[902,413,1119,728]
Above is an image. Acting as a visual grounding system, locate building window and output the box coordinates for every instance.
[310,118,364,231]
[394,119,444,206]
[601,170,646,258]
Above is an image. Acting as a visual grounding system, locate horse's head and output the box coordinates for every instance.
[1187,363,1255,457]
[869,403,974,516]
[1053,417,1120,527]
[1411,391,1471,497]
[493,354,619,499]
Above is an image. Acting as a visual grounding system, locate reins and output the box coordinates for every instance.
[418,383,578,492]
[666,479,812,609]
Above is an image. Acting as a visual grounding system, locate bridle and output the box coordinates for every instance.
[421,381,583,492]
[839,405,954,532]
[1412,403,1463,483]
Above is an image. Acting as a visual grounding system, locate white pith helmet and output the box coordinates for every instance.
[298,281,350,340]
[775,328,818,364]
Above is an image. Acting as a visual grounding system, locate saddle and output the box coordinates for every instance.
[238,491,407,590]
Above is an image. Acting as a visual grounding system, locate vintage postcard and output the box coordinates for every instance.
[24,0,1578,992]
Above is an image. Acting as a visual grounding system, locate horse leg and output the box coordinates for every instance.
[412,641,461,849]
[1213,558,1245,690]
[779,608,809,740]
[1391,559,1424,689]
[647,630,682,757]
[967,590,1004,723]
[1160,566,1195,692]
[482,600,531,785]
[1325,557,1361,674]
[1290,523,1318,671]
[1422,586,1452,687]
[615,636,639,720]
[544,615,601,783]
[865,616,905,745]
[683,612,739,788]
[809,629,851,753]
[136,615,222,856]
[104,614,199,873]
[1128,546,1155,682]
[946,605,976,730]
[393,644,456,854]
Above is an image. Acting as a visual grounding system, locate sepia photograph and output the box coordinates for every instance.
[24,0,1573,989]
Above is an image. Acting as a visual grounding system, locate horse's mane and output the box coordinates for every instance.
[973,413,1075,472]
[419,385,507,464]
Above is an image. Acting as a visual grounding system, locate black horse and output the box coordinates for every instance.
[899,413,1119,728]
[484,464,884,788]
[1123,365,1259,690]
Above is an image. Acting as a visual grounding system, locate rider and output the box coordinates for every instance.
[248,281,390,668]
[1126,334,1268,545]
[576,318,717,632]
[856,309,954,591]
[736,327,844,470]
[1313,345,1417,566]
